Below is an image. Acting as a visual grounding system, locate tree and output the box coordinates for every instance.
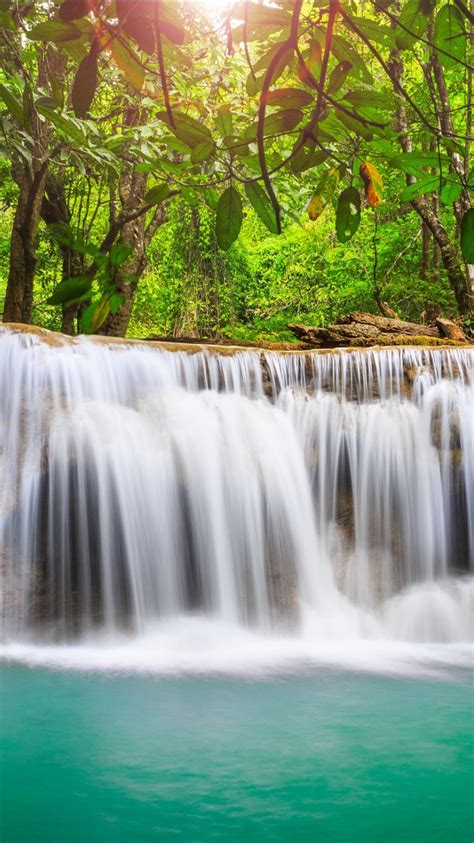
[1,0,472,333]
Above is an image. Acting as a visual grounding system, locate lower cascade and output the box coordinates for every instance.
[1,327,473,659]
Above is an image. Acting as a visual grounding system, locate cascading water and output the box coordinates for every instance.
[0,326,473,673]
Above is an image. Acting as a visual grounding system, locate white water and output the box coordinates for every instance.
[0,329,473,674]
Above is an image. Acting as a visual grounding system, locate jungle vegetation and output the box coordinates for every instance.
[0,0,472,343]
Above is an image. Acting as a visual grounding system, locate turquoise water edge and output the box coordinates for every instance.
[1,666,473,842]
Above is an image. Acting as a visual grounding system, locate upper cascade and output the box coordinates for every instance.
[0,327,473,645]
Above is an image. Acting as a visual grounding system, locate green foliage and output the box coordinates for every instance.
[0,0,471,334]
[216,187,243,251]
[461,210,474,264]
[336,188,361,243]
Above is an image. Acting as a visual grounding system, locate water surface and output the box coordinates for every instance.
[1,666,472,842]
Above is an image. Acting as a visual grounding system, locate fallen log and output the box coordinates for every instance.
[288,312,465,348]
[435,318,467,342]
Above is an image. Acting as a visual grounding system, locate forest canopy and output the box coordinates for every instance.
[0,0,472,341]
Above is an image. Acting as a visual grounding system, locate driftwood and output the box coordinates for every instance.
[289,312,467,348]
[435,318,467,342]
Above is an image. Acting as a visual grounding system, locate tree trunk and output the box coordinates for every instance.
[2,47,53,325]
[41,174,83,335]
[3,166,48,323]
[98,104,167,338]
[389,49,473,317]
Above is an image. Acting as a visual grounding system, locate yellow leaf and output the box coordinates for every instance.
[307,193,326,221]
[108,37,145,92]
[360,161,383,207]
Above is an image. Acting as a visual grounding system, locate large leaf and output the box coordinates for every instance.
[327,61,353,95]
[396,0,436,50]
[360,161,383,206]
[35,104,88,145]
[390,151,449,174]
[29,20,82,42]
[245,182,279,234]
[109,37,144,91]
[400,175,440,202]
[124,15,155,54]
[47,276,92,306]
[157,111,212,149]
[307,166,341,221]
[245,108,303,140]
[215,106,233,138]
[266,88,313,108]
[460,209,474,263]
[59,0,90,22]
[346,16,395,48]
[439,180,463,205]
[0,83,24,126]
[336,187,361,242]
[290,143,327,174]
[191,141,215,164]
[109,242,133,268]
[434,5,466,67]
[332,35,373,85]
[80,296,111,334]
[72,49,97,117]
[144,183,172,206]
[216,186,243,250]
[307,193,326,221]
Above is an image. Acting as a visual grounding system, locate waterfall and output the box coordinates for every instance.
[0,327,473,661]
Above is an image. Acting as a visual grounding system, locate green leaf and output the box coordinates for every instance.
[346,16,395,48]
[35,105,88,145]
[245,108,303,140]
[191,141,215,164]
[434,4,466,68]
[109,292,125,315]
[344,89,391,111]
[80,297,110,334]
[109,242,133,268]
[203,188,219,211]
[400,175,440,202]
[327,61,352,95]
[266,88,313,108]
[34,95,59,110]
[244,182,278,234]
[246,44,293,94]
[0,83,24,126]
[29,20,82,43]
[72,49,97,118]
[47,276,92,306]
[336,187,361,242]
[157,111,212,149]
[332,36,373,85]
[59,0,90,22]
[216,185,243,250]
[144,183,171,206]
[109,37,145,91]
[390,152,449,174]
[439,180,463,205]
[396,0,435,50]
[290,144,327,174]
[215,106,233,137]
[460,209,474,263]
